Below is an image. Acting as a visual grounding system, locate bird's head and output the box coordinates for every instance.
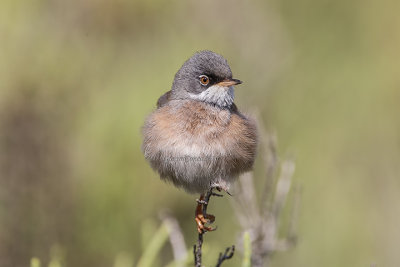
[171,50,242,108]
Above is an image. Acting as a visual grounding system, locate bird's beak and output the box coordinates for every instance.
[217,78,243,87]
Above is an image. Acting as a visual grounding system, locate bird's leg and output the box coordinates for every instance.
[195,194,216,234]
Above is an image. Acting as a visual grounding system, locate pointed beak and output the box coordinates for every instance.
[217,78,243,87]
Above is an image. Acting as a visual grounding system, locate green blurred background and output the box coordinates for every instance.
[1,0,400,266]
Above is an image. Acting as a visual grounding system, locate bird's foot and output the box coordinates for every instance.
[210,181,233,196]
[211,191,224,197]
[195,195,216,234]
[212,186,232,197]
[195,212,216,234]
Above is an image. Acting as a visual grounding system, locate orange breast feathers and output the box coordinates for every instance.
[143,100,257,174]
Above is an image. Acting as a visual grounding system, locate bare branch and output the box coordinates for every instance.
[215,246,235,267]
[194,188,213,267]
[272,159,295,220]
[230,125,299,267]
[194,188,235,267]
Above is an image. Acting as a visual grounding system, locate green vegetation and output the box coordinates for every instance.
[242,232,252,267]
[1,0,400,266]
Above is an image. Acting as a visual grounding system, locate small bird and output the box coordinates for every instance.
[142,50,258,233]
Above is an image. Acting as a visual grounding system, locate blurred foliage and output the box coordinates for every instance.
[1,0,400,266]
[30,258,41,267]
[242,232,252,267]
[136,222,169,267]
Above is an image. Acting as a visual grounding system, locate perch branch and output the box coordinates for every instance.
[193,188,235,267]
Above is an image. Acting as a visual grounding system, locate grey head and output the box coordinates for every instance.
[170,50,242,108]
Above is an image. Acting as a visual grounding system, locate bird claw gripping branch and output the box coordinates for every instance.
[195,194,217,234]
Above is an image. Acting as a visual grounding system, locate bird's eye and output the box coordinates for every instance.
[199,75,210,86]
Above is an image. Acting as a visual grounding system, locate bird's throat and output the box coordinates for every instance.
[189,85,235,108]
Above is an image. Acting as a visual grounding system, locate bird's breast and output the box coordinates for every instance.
[142,99,257,178]
[145,100,232,155]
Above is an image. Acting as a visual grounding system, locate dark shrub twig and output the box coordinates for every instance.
[215,245,235,267]
[193,188,235,267]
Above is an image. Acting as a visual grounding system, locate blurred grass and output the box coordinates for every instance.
[136,222,169,267]
[30,258,41,267]
[1,0,400,266]
[242,232,252,267]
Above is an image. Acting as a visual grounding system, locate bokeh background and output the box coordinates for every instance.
[1,0,400,266]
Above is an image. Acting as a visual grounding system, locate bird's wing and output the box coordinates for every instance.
[230,102,238,113]
[156,90,172,108]
[229,103,248,119]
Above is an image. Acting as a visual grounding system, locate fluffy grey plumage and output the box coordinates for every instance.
[142,51,258,194]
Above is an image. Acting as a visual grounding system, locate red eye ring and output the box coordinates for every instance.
[199,75,209,86]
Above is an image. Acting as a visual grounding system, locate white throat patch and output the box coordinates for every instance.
[189,85,234,107]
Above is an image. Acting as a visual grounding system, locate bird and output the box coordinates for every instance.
[142,50,258,233]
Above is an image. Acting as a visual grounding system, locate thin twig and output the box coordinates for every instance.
[230,127,299,267]
[272,159,295,220]
[193,188,235,267]
[194,188,213,267]
[194,233,203,267]
[215,245,235,267]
